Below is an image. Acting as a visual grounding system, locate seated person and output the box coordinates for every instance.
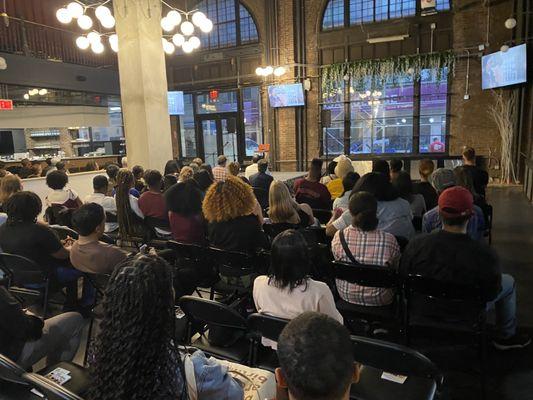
[178,166,194,183]
[393,171,427,219]
[250,159,274,209]
[462,146,489,199]
[332,172,360,212]
[193,169,214,195]
[268,180,314,234]
[70,203,129,275]
[331,192,400,306]
[27,161,43,178]
[115,169,146,238]
[413,159,438,210]
[105,163,120,195]
[372,159,391,180]
[0,174,23,212]
[45,170,82,209]
[422,168,485,240]
[293,158,331,210]
[401,186,530,350]
[245,154,271,179]
[327,156,354,200]
[132,165,145,193]
[138,169,168,223]
[276,312,360,400]
[389,159,403,181]
[84,175,118,233]
[0,285,83,370]
[90,253,245,400]
[212,155,228,182]
[320,160,337,185]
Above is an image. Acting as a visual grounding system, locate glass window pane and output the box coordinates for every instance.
[322,0,344,30]
[436,0,451,11]
[240,5,258,43]
[419,68,448,153]
[180,94,197,157]
[242,86,262,156]
[196,91,238,114]
[323,101,345,156]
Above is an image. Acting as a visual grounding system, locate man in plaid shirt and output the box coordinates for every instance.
[331,191,400,306]
[212,155,228,182]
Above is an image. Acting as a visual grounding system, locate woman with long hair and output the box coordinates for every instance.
[392,171,426,218]
[89,254,243,400]
[115,168,144,239]
[165,181,206,244]
[164,159,180,177]
[0,174,22,210]
[269,180,314,229]
[193,170,214,194]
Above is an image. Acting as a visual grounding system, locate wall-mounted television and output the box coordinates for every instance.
[482,44,527,90]
[168,91,185,115]
[268,83,305,108]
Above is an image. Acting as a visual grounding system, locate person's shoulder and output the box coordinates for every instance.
[308,278,331,292]
[254,275,269,287]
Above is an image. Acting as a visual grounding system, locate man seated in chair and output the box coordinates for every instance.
[250,160,274,194]
[331,191,400,307]
[401,186,530,350]
[83,175,118,234]
[276,312,360,400]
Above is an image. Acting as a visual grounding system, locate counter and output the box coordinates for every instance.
[2,155,121,173]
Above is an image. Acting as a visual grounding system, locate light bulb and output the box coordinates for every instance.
[192,11,206,27]
[264,66,274,76]
[56,8,72,24]
[67,2,84,18]
[401,118,407,123]
[109,34,119,52]
[505,18,517,29]
[91,41,105,54]
[23,94,29,100]
[76,36,90,49]
[77,15,93,30]
[101,14,115,29]
[255,67,264,76]
[182,40,194,53]
[429,117,435,123]
[274,66,286,77]
[87,32,101,44]
[199,18,213,33]
[39,89,48,96]
[189,36,201,49]
[365,90,371,96]
[180,21,194,36]
[172,33,185,46]
[95,5,111,20]
[161,17,175,32]
[167,10,182,26]
[501,44,510,53]
[162,39,175,55]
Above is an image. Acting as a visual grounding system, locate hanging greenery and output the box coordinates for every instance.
[321,51,456,96]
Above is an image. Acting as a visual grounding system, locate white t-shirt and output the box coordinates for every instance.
[253,275,343,349]
[45,188,79,208]
[84,192,118,233]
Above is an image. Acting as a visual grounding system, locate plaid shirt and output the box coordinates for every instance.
[212,166,228,182]
[331,226,400,306]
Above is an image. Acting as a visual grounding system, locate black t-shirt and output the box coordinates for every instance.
[413,181,439,210]
[0,222,63,270]
[400,230,501,302]
[208,215,269,254]
[462,165,489,198]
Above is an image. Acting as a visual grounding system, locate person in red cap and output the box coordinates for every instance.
[401,186,530,350]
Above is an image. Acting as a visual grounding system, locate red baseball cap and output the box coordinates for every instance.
[438,186,474,219]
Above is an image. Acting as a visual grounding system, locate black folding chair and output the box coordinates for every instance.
[50,225,79,241]
[312,209,333,225]
[34,361,91,400]
[0,354,28,386]
[252,186,269,211]
[248,313,289,371]
[484,204,493,244]
[24,373,85,400]
[45,205,74,228]
[331,261,400,334]
[178,296,252,364]
[404,274,488,399]
[350,335,443,400]
[208,247,257,300]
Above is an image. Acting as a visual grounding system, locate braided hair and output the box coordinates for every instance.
[115,168,140,238]
[89,254,186,400]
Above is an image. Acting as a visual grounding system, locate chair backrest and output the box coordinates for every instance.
[406,274,484,303]
[0,253,47,286]
[144,216,170,230]
[168,241,206,262]
[105,211,118,223]
[23,372,85,400]
[0,354,28,385]
[248,313,289,342]
[208,247,254,277]
[312,209,332,225]
[45,205,74,228]
[179,295,248,330]
[331,260,397,288]
[351,335,444,387]
[50,225,79,241]
[303,226,330,246]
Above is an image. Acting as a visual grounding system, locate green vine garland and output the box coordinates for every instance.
[321,51,456,96]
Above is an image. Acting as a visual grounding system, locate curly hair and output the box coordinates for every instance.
[89,254,186,400]
[115,168,141,238]
[178,166,194,182]
[202,175,256,223]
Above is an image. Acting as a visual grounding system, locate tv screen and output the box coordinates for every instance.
[268,83,305,108]
[167,91,185,115]
[482,44,527,90]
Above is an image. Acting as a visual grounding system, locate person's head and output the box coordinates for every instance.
[454,166,476,196]
[203,175,256,223]
[93,175,109,194]
[199,163,213,179]
[327,160,338,176]
[89,254,185,400]
[44,158,52,167]
[143,169,162,191]
[372,160,391,179]
[390,159,403,175]
[392,171,414,200]
[277,312,359,400]
[227,161,240,176]
[439,186,473,232]
[308,158,323,181]
[56,161,66,172]
[178,166,193,182]
[0,175,22,204]
[269,180,298,224]
[163,174,178,191]
[258,159,268,174]
[352,172,398,201]
[46,170,68,190]
[418,159,435,182]
[462,146,476,165]
[349,191,379,231]
[164,159,180,176]
[21,158,31,168]
[188,162,199,174]
[252,154,260,164]
[217,155,227,167]
[5,191,42,225]
[165,180,203,217]
[429,168,456,194]
[193,170,214,192]
[105,163,120,181]
[72,203,105,238]
[85,161,98,172]
[30,163,42,177]
[341,172,360,197]
[334,157,354,180]
[120,156,128,168]
[132,165,144,180]
[270,230,310,291]
[192,157,203,166]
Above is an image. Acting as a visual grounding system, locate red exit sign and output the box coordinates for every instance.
[0,100,13,110]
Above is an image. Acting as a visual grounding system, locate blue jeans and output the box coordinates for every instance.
[56,267,96,307]
[487,274,516,338]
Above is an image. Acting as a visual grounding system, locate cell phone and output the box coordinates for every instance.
[139,244,148,254]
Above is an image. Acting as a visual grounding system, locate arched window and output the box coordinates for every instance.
[195,0,259,50]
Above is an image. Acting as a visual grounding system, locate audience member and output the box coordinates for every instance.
[332,192,400,306]
[320,160,338,185]
[84,175,118,233]
[199,163,214,179]
[163,174,178,191]
[327,156,354,199]
[413,159,438,210]
[294,158,331,210]
[0,174,22,211]
[193,170,214,194]
[132,165,145,192]
[269,180,314,230]
[250,159,274,204]
[105,163,120,195]
[389,159,403,181]
[212,155,228,182]
[164,159,180,177]
[138,169,168,223]
[462,146,489,198]
[85,161,99,172]
[253,230,342,349]
[42,158,55,176]
[189,162,200,174]
[332,171,360,212]
[192,157,203,166]
[401,186,530,350]
[115,168,144,238]
[27,161,43,178]
[327,172,415,239]
[227,161,240,177]
[165,180,206,244]
[56,161,68,174]
[89,254,244,400]
[276,312,360,400]
[70,203,128,274]
[178,166,194,183]
[45,170,82,209]
[245,154,261,179]
[120,156,128,169]
[393,171,427,218]
[18,158,32,179]
[372,159,391,180]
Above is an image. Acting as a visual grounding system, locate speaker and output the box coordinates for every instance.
[321,109,331,128]
[227,118,237,133]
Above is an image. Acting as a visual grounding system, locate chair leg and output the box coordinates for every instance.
[83,316,95,367]
[42,280,50,319]
[479,332,488,400]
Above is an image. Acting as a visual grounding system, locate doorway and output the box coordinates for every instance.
[197,113,239,166]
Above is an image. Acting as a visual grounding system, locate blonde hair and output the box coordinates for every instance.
[227,161,240,176]
[268,180,300,224]
[202,175,256,223]
[179,166,194,182]
[0,175,22,205]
